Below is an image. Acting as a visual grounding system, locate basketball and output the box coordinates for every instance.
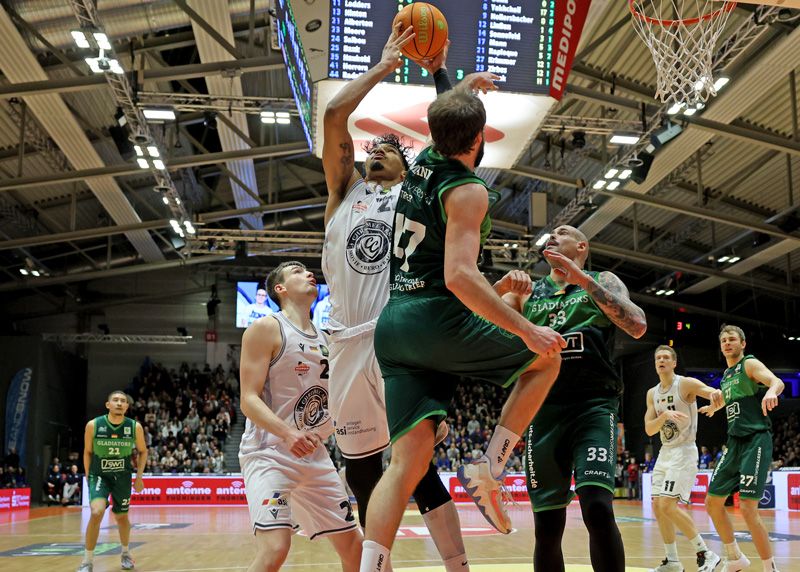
[392,2,448,61]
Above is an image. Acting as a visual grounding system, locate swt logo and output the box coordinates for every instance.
[353,102,505,154]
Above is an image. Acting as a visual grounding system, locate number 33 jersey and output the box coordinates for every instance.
[239,312,333,457]
[522,273,620,403]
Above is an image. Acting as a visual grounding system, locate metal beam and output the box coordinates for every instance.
[506,166,585,188]
[173,0,245,60]
[593,187,800,244]
[590,242,799,297]
[0,142,309,191]
[0,56,283,99]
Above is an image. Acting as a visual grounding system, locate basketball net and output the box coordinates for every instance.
[629,0,737,106]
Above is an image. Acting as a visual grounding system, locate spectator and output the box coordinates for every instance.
[626,456,639,500]
[435,450,451,472]
[45,464,64,503]
[641,452,655,473]
[698,445,712,469]
[4,447,20,468]
[62,465,82,506]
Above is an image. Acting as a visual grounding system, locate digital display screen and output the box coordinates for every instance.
[275,0,314,150]
[236,282,331,330]
[328,0,555,94]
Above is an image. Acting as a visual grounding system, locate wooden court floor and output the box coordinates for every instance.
[1,501,797,571]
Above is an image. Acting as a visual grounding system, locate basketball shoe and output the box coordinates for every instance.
[121,552,135,570]
[651,558,683,572]
[76,563,92,572]
[456,456,511,534]
[697,550,721,572]
[720,554,750,572]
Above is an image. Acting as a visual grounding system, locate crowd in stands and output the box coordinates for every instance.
[1,447,26,489]
[44,453,83,506]
[772,412,799,468]
[127,361,239,474]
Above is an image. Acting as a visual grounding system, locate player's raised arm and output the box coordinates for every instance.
[683,376,726,410]
[322,23,414,225]
[239,318,321,457]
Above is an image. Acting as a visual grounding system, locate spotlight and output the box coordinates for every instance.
[152,159,165,170]
[609,133,640,145]
[752,233,770,248]
[142,107,176,121]
[593,180,606,189]
[604,169,619,179]
[70,30,90,48]
[607,181,620,190]
[203,111,217,130]
[93,32,112,51]
[571,130,586,149]
[651,122,683,149]
[19,268,29,276]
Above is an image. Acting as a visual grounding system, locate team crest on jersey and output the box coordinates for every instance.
[124,426,131,435]
[661,420,679,442]
[294,386,329,430]
[345,219,392,275]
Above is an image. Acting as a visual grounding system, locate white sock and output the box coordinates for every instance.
[443,553,469,571]
[83,549,94,564]
[724,541,741,560]
[690,534,708,553]
[762,557,775,571]
[360,540,391,572]
[485,425,519,478]
[665,542,679,562]
[121,544,129,554]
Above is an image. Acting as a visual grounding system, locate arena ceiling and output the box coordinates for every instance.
[0,1,798,332]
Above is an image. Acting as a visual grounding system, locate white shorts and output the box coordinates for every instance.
[328,330,391,459]
[241,445,357,540]
[652,444,698,504]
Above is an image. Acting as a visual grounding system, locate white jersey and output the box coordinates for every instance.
[322,179,400,331]
[239,313,332,457]
[652,375,697,448]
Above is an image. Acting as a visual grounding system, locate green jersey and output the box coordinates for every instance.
[389,146,498,300]
[90,415,137,475]
[720,355,771,437]
[522,273,619,402]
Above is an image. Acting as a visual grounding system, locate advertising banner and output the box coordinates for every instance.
[4,367,33,467]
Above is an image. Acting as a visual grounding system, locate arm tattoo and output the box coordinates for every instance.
[339,141,354,168]
[584,272,647,338]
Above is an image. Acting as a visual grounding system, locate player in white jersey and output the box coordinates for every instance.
[321,25,502,572]
[645,345,724,572]
[239,261,361,572]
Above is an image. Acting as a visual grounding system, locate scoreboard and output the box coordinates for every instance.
[328,0,556,95]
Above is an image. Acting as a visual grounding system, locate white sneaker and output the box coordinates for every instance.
[721,555,751,572]
[650,558,683,572]
[697,550,721,572]
[121,552,135,570]
[456,456,511,534]
[434,420,449,447]
[76,563,93,572]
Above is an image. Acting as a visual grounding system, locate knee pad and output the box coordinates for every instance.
[344,453,383,506]
[578,486,616,532]
[412,462,452,514]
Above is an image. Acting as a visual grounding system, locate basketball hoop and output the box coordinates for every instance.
[629,0,737,106]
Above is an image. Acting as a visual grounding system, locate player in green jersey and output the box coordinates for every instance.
[701,325,784,572]
[502,225,647,572]
[77,390,147,572]
[359,77,567,571]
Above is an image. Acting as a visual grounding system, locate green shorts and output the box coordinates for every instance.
[376,295,536,441]
[88,472,132,514]
[525,398,619,511]
[708,431,772,500]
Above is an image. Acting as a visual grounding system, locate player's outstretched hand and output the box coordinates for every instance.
[542,250,585,285]
[698,405,716,418]
[710,389,725,410]
[521,324,566,358]
[463,71,501,94]
[134,475,144,493]
[286,429,322,457]
[418,40,449,74]
[495,270,532,297]
[762,390,779,416]
[382,22,415,69]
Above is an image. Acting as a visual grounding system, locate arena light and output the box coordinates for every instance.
[162,196,170,205]
[656,289,666,296]
[667,102,684,115]
[152,159,165,170]
[133,145,144,157]
[93,32,112,51]
[184,220,196,235]
[31,270,40,277]
[609,133,640,145]
[683,107,697,116]
[664,289,675,296]
[607,181,621,191]
[19,268,29,276]
[261,111,276,124]
[713,77,730,91]
[593,180,607,189]
[71,30,90,49]
[717,255,730,263]
[136,158,149,169]
[276,111,291,125]
[728,256,741,263]
[142,107,177,121]
[604,169,619,179]
[146,145,160,158]
[619,169,632,179]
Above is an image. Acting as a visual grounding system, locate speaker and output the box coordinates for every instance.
[109,125,136,160]
[631,152,655,184]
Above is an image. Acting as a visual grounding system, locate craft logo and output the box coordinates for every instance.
[264,492,288,519]
[294,386,329,429]
[101,459,125,471]
[346,219,392,275]
[497,438,510,465]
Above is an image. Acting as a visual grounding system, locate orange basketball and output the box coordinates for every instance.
[392,2,448,61]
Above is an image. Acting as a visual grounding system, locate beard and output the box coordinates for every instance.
[474,136,486,168]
